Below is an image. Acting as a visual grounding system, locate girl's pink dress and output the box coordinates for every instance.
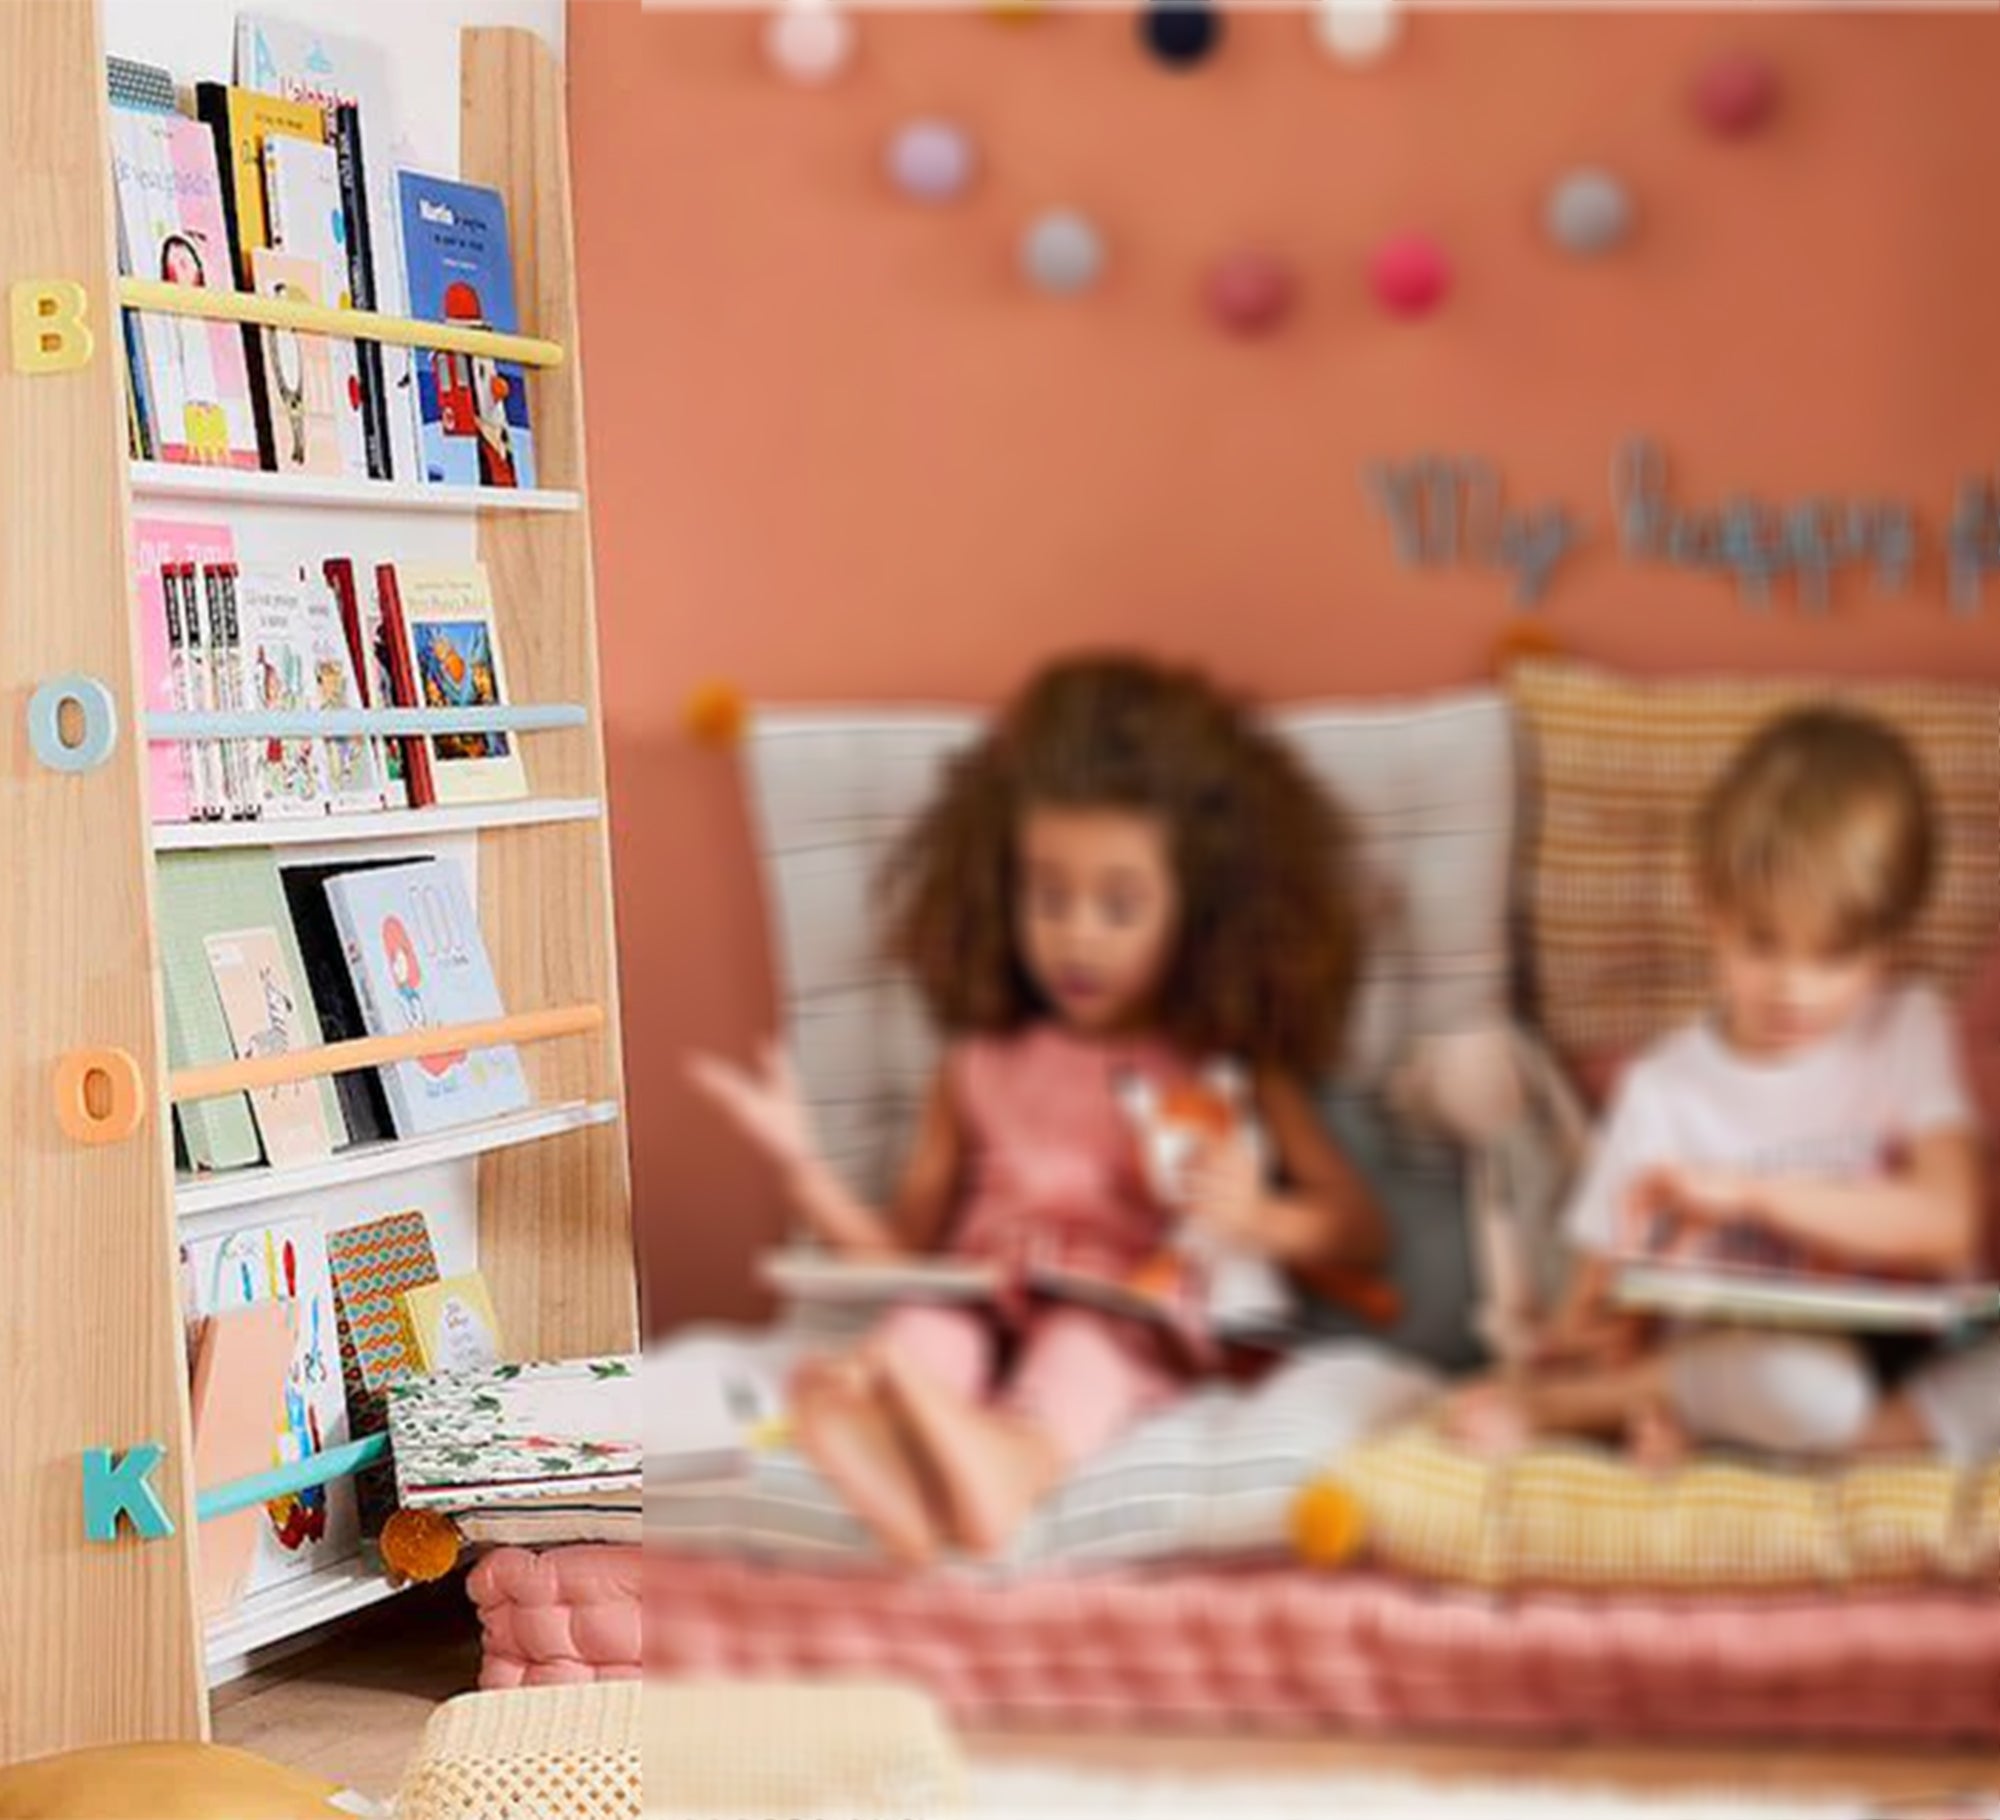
[872,1023,1201,1467]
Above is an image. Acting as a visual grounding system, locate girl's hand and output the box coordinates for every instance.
[686,1043,820,1176]
[1182,1134,1268,1250]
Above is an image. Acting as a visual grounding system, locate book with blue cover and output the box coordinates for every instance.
[322,857,530,1136]
[396,172,536,490]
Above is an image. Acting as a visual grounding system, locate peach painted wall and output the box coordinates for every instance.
[566,4,2000,1333]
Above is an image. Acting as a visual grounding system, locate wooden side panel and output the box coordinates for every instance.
[462,28,638,1359]
[0,0,205,1758]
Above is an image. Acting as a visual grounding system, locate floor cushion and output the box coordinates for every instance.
[0,1744,376,1819]
[394,1683,638,1820]
[1318,1425,2000,1592]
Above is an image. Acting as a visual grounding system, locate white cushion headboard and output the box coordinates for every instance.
[745,692,1516,1205]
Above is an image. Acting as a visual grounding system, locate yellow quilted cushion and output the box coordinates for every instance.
[0,1744,368,1819]
[1317,1425,2000,1592]
[1508,660,2000,1063]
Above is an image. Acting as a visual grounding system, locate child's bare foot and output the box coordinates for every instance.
[1440,1379,1537,1458]
[791,1358,940,1568]
[877,1346,1063,1559]
[1627,1399,1691,1473]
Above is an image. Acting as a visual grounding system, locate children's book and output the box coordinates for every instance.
[261,133,368,477]
[387,1356,640,1517]
[325,1210,439,1410]
[131,519,236,825]
[108,107,262,469]
[194,82,329,469]
[301,569,387,814]
[1613,1260,2000,1333]
[397,171,537,490]
[372,564,434,805]
[159,851,348,1171]
[189,1300,299,1620]
[248,249,343,476]
[184,1217,358,1589]
[280,857,425,1149]
[400,1272,504,1376]
[323,558,408,810]
[322,857,531,1137]
[232,564,334,819]
[198,564,259,820]
[235,13,417,482]
[204,924,337,1168]
[391,564,527,805]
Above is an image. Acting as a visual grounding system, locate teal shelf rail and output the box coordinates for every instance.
[196,1433,390,1524]
[147,704,586,741]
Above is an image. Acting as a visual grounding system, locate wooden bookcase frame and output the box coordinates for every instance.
[0,8,636,1761]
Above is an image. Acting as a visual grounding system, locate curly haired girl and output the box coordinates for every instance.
[692,654,1385,1564]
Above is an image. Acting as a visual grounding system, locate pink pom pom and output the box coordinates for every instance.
[1204,250,1297,337]
[1369,233,1450,319]
[1692,51,1778,137]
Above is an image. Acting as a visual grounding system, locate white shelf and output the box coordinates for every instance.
[130,462,581,515]
[152,797,603,853]
[177,1098,621,1225]
[206,1554,404,1683]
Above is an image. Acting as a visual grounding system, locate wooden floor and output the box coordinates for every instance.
[214,1592,2000,1808]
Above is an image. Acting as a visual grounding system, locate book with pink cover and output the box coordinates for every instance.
[190,1299,298,1620]
[132,518,235,825]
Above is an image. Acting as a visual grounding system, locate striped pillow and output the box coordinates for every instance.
[744,694,1516,1207]
[1325,1425,2000,1591]
[1509,661,2000,1064]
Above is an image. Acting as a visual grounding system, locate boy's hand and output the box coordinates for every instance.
[1183,1133,1267,1250]
[1532,1309,1647,1368]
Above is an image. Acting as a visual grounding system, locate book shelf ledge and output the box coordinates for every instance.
[129,462,582,515]
[151,796,603,852]
[175,1097,621,1224]
[205,1555,403,1681]
[120,276,564,367]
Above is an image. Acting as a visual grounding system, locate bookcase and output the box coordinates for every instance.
[0,5,636,1762]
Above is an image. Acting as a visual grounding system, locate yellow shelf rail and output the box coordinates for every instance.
[118,277,565,369]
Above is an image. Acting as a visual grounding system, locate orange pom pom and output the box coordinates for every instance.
[1291,1477,1368,1568]
[379,1507,462,1587]
[1489,619,1567,678]
[685,681,747,747]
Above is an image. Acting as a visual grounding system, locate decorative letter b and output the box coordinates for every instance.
[10,280,95,374]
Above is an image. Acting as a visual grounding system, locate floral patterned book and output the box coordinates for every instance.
[386,1356,640,1510]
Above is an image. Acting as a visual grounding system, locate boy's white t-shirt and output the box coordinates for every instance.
[1565,983,1977,1257]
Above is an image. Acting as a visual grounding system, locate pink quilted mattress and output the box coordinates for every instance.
[470,1545,2000,1739]
[469,1545,644,1688]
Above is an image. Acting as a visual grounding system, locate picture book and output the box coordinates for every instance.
[400,1272,504,1376]
[391,564,527,805]
[131,518,236,825]
[324,1210,438,1410]
[371,564,433,805]
[248,249,343,476]
[232,564,335,819]
[197,564,258,820]
[322,858,531,1136]
[279,858,423,1149]
[261,133,368,477]
[184,1216,358,1589]
[189,1300,298,1620]
[204,924,337,1169]
[236,13,418,482]
[107,107,261,469]
[397,171,537,490]
[760,1249,1239,1359]
[300,570,387,814]
[1613,1260,2000,1333]
[323,558,408,809]
[387,1356,640,1513]
[158,850,347,1172]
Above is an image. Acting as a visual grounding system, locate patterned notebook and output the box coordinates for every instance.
[325,1210,439,1412]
